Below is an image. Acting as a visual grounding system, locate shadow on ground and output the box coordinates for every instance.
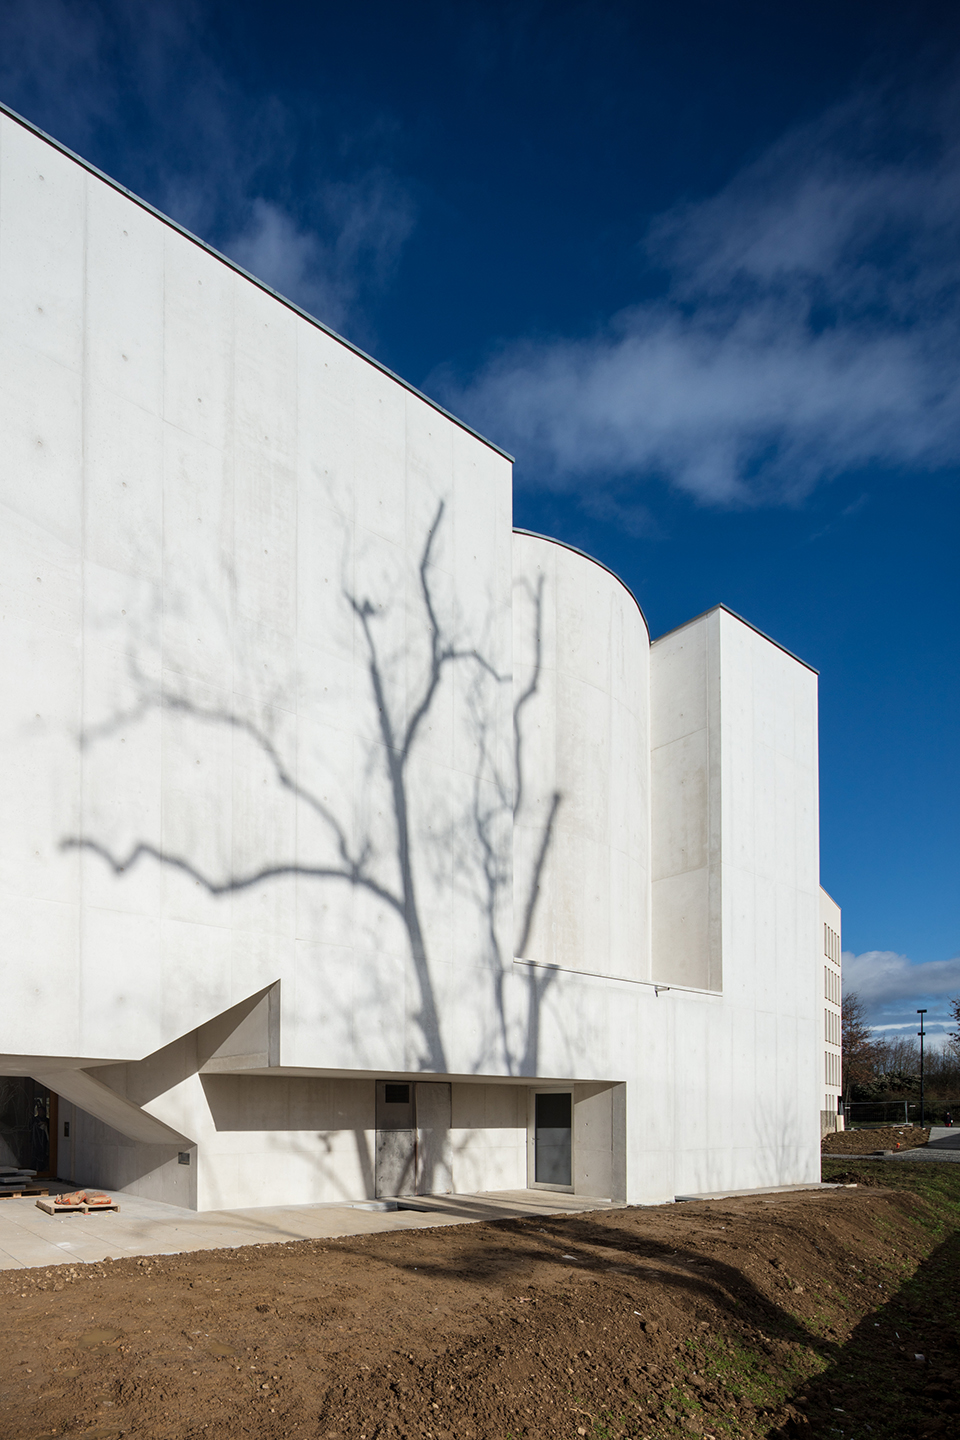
[766,1223,960,1437]
[340,1208,836,1347]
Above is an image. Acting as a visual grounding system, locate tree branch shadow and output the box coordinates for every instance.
[61,499,563,1192]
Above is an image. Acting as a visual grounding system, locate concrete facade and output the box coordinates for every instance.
[820,888,843,1132]
[0,105,836,1209]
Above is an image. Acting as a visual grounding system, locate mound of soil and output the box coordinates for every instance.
[822,1126,929,1154]
[2,1173,958,1440]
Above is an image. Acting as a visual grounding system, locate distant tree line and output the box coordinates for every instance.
[841,992,960,1119]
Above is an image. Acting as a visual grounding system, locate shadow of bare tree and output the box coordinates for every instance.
[61,500,562,1193]
[335,1211,836,1358]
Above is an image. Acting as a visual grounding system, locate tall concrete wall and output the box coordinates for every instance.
[650,611,721,991]
[652,609,821,1194]
[0,108,518,1086]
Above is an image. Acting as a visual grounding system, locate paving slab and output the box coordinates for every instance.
[838,1129,960,1164]
[674,1182,849,1202]
[0,1184,612,1270]
[926,1126,960,1150]
[890,1146,960,1163]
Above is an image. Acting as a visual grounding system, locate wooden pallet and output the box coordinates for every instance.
[0,1186,49,1199]
[35,1197,119,1215]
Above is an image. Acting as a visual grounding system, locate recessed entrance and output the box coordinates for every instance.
[0,1078,57,1179]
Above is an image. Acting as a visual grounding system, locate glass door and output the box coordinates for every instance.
[534,1091,572,1187]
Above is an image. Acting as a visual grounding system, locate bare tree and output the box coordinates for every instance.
[841,991,877,1103]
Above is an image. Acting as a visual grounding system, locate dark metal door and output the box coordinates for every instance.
[374,1081,453,1198]
[375,1081,416,1197]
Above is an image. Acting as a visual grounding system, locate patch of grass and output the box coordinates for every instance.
[768,1159,960,1440]
[822,1154,960,1213]
[690,1333,823,1411]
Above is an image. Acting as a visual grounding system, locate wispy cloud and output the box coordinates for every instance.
[225,176,414,335]
[0,0,414,340]
[844,949,960,1006]
[450,76,960,509]
[844,948,960,1047]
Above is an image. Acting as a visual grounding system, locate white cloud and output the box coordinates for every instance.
[844,949,960,1046]
[224,179,413,336]
[0,0,414,338]
[227,199,319,289]
[868,1020,954,1052]
[843,949,960,1007]
[451,77,960,507]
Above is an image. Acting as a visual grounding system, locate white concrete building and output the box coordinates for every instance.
[0,104,838,1210]
[820,890,843,1131]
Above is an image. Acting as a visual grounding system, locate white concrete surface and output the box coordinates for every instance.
[0,104,834,1216]
[648,608,823,1197]
[512,533,651,985]
[0,1186,613,1272]
[820,887,843,1122]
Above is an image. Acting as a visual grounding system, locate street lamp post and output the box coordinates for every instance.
[917,1009,927,1128]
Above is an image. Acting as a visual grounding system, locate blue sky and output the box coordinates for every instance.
[1,0,957,1046]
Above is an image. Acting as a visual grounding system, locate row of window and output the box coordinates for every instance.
[825,1050,841,1088]
[824,1007,841,1046]
[824,964,841,1005]
[824,922,841,964]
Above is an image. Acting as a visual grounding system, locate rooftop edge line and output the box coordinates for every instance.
[512,529,649,630]
[652,603,819,675]
[0,99,514,465]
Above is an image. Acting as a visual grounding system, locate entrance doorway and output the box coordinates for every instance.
[0,1078,57,1179]
[374,1081,452,1198]
[532,1091,572,1189]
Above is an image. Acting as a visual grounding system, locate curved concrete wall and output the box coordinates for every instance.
[512,533,651,983]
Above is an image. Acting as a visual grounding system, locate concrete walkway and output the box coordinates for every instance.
[0,1184,614,1271]
[675,1182,850,1202]
[894,1125,960,1163]
[826,1128,960,1166]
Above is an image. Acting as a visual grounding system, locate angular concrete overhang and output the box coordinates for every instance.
[30,1066,193,1146]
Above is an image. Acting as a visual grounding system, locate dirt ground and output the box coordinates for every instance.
[2,1164,958,1440]
[821,1126,930,1154]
